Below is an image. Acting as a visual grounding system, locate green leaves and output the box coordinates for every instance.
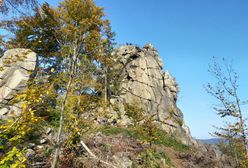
[0,147,26,168]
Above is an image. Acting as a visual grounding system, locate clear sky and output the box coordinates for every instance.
[20,0,248,139]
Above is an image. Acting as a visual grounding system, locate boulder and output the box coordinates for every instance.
[0,48,37,119]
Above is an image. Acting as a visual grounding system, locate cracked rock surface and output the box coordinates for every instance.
[112,44,196,145]
[0,48,37,119]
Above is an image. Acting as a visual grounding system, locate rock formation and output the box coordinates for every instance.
[0,48,37,119]
[0,45,195,145]
[111,44,196,145]
[0,47,235,168]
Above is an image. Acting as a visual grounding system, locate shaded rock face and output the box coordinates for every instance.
[112,44,195,145]
[0,48,37,119]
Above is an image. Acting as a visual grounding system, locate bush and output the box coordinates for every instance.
[124,104,145,126]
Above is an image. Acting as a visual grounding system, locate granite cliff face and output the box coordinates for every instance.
[0,48,37,119]
[111,44,195,145]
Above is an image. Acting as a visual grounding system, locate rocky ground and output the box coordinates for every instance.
[26,126,236,168]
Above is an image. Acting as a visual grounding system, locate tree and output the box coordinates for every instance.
[1,0,115,167]
[206,57,248,167]
[29,1,114,167]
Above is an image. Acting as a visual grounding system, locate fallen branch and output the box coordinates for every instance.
[80,140,96,158]
[80,140,118,168]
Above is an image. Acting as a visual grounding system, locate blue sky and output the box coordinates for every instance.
[6,0,248,139]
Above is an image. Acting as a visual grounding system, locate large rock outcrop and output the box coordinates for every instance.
[111,44,195,145]
[0,48,37,119]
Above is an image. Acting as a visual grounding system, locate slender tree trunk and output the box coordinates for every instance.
[237,100,247,153]
[232,88,247,153]
[104,67,108,103]
[51,48,78,168]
